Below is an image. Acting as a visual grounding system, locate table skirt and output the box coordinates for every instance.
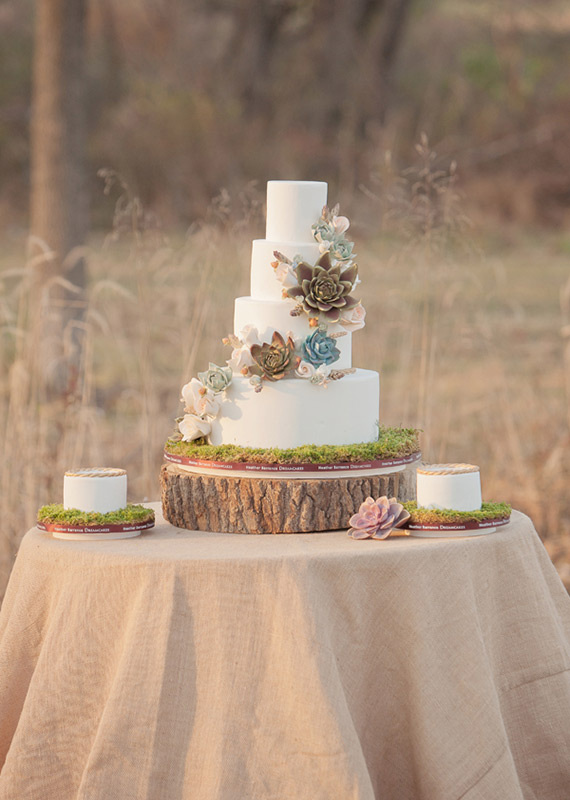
[0,508,569,799]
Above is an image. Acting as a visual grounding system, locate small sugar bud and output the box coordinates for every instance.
[199,386,207,396]
[271,260,279,270]
[308,317,319,328]
[282,289,288,299]
[222,337,230,346]
[241,366,249,376]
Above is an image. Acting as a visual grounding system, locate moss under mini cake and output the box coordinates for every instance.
[38,503,155,528]
[402,501,511,527]
[165,425,421,466]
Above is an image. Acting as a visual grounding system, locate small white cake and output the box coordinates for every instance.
[416,464,482,512]
[63,468,127,514]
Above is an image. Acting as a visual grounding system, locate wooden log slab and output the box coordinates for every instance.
[160,461,418,534]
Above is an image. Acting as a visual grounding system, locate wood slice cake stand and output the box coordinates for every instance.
[160,459,419,534]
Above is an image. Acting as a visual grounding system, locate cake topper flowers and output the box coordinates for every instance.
[348,496,411,540]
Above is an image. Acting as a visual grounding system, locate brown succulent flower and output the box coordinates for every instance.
[250,331,298,381]
[286,252,359,323]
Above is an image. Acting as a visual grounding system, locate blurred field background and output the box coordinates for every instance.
[1,0,570,598]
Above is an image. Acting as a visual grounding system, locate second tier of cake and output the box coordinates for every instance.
[234,296,353,371]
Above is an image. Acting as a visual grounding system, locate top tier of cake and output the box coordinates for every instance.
[250,181,327,301]
[265,180,327,242]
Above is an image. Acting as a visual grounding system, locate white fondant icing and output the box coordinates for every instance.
[250,239,321,301]
[416,466,482,512]
[64,469,127,514]
[209,369,379,449]
[266,181,327,242]
[234,296,352,370]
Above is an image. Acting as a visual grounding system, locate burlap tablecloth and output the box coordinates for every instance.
[0,506,569,800]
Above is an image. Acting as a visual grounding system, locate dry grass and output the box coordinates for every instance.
[1,166,570,598]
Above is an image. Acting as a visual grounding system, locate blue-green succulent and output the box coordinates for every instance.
[198,362,233,393]
[301,327,341,367]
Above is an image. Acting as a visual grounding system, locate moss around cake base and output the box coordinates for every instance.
[164,425,421,476]
[37,503,155,539]
[402,501,511,535]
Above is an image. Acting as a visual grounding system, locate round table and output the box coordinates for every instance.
[1,507,570,799]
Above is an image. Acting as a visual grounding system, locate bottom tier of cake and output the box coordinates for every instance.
[208,368,380,449]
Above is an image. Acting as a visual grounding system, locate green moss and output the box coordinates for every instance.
[37,503,155,527]
[165,425,421,465]
[403,501,511,526]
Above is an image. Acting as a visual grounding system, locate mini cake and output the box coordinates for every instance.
[64,468,128,514]
[404,463,511,537]
[416,463,482,512]
[37,468,154,540]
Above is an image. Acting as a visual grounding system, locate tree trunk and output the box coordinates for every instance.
[320,0,413,191]
[30,0,88,396]
[161,462,417,534]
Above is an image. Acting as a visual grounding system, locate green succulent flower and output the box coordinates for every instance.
[286,252,359,323]
[198,362,233,393]
[250,331,298,381]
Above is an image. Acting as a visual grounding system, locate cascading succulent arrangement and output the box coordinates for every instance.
[272,205,366,330]
[173,204,365,442]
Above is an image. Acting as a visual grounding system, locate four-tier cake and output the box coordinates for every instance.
[161,180,420,533]
[205,180,380,449]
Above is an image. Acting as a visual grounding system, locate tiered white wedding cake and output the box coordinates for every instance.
[177,180,380,451]
[162,180,420,533]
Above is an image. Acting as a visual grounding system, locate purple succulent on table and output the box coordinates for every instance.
[286,251,359,323]
[348,496,411,540]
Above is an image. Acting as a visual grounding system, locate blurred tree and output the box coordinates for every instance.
[316,0,413,189]
[222,0,297,115]
[29,0,88,396]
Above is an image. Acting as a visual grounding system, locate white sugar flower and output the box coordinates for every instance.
[227,345,254,373]
[178,414,211,442]
[333,215,350,234]
[339,303,366,332]
[181,377,221,417]
[296,360,316,379]
[226,325,260,374]
[274,260,297,288]
[239,324,260,348]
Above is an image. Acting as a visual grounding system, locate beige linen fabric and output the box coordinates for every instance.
[0,507,569,799]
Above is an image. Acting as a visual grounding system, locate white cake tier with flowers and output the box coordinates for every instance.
[208,370,379,448]
[176,180,379,451]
